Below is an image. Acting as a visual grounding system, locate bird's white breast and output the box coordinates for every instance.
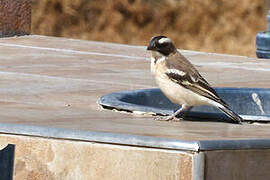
[155,74,204,106]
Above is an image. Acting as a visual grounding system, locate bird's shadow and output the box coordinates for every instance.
[174,108,240,124]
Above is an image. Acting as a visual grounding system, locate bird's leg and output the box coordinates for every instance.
[183,106,193,118]
[155,104,190,122]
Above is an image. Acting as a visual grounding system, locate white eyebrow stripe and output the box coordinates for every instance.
[158,37,172,44]
[167,69,186,76]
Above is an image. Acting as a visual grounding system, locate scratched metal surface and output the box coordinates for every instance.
[0,35,270,141]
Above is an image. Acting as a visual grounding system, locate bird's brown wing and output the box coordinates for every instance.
[165,52,228,107]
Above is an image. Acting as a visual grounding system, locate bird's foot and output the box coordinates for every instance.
[154,116,182,122]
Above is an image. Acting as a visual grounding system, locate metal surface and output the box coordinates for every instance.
[198,139,270,150]
[0,144,15,180]
[99,87,270,122]
[256,10,270,58]
[193,152,205,180]
[2,35,270,150]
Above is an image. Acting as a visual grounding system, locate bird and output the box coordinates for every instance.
[146,35,243,124]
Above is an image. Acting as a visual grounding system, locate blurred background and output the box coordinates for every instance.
[31,0,268,57]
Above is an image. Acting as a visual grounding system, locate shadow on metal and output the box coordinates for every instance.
[0,144,15,180]
[98,88,270,123]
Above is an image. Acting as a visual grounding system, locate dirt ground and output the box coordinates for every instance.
[31,0,268,57]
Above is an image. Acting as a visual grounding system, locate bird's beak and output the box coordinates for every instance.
[147,43,155,51]
[147,37,158,51]
[146,45,152,50]
[147,39,156,50]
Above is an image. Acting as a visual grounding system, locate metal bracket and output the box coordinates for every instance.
[0,144,15,180]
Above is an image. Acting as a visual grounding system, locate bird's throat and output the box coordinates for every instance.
[151,51,166,64]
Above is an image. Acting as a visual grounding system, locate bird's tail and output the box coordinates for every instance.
[218,106,243,124]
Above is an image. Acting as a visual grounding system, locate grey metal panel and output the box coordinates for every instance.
[256,11,270,58]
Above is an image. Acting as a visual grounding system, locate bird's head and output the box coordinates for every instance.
[147,36,176,56]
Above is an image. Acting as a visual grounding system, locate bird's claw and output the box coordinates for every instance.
[154,116,182,122]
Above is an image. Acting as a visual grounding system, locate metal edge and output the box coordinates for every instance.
[198,139,270,151]
[193,152,205,180]
[1,123,270,151]
[0,123,200,152]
